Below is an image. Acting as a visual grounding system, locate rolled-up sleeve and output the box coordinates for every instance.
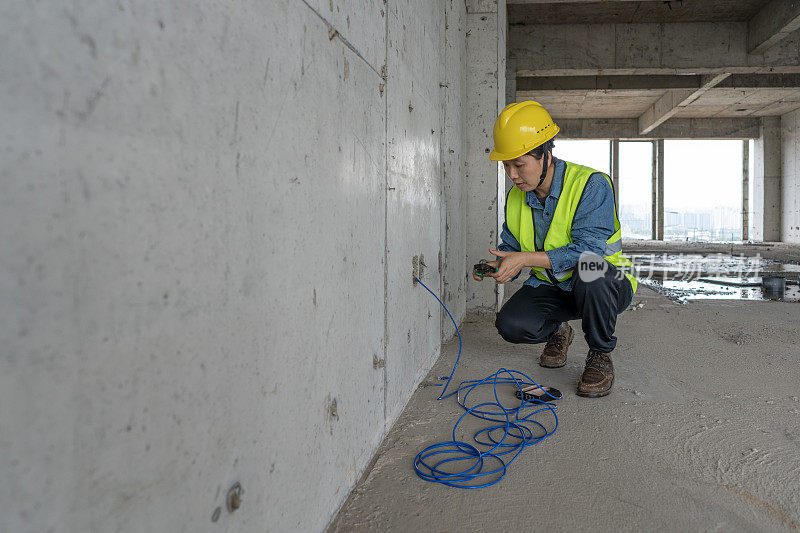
[545,173,615,273]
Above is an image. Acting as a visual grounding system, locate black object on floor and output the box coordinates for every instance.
[515,386,562,402]
[762,276,786,299]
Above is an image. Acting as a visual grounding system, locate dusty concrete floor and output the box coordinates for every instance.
[328,283,800,532]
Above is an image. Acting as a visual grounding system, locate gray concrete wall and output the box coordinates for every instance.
[0,1,466,531]
[383,0,451,432]
[465,0,507,311]
[753,117,783,242]
[441,0,468,341]
[781,108,800,243]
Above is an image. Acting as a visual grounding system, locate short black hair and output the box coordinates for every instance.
[526,138,555,159]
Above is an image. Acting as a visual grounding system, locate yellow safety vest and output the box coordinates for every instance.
[505,161,638,293]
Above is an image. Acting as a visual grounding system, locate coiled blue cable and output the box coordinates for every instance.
[412,277,559,488]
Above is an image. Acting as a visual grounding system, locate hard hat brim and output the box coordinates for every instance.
[489,147,529,162]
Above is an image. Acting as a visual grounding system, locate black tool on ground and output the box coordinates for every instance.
[762,275,786,299]
[474,261,498,278]
[515,385,562,402]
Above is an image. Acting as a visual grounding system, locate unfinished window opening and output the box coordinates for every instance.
[664,140,744,243]
[555,139,610,175]
[619,141,653,240]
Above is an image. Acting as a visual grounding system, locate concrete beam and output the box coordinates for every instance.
[639,90,699,136]
[720,73,800,88]
[508,0,662,3]
[517,75,702,91]
[517,74,800,91]
[748,0,800,54]
[557,118,760,140]
[638,74,730,134]
[510,23,800,76]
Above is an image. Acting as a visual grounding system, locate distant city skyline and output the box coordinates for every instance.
[619,204,742,241]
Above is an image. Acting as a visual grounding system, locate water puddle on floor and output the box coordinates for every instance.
[627,253,800,303]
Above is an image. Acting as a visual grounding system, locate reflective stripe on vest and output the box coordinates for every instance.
[504,161,638,293]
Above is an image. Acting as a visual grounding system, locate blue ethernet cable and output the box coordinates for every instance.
[411,277,560,488]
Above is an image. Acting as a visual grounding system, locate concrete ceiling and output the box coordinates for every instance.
[508,0,800,137]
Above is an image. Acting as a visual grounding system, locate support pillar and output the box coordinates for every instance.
[505,56,516,106]
[651,140,664,240]
[652,141,657,239]
[610,139,619,215]
[742,139,750,242]
[657,139,664,240]
[466,0,507,311]
[752,117,782,242]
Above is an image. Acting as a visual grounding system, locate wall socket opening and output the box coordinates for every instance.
[412,254,426,284]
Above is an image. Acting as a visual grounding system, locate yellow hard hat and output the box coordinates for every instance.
[489,101,559,161]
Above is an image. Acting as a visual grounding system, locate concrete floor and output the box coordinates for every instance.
[328,282,800,532]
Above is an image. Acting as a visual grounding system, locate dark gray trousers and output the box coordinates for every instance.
[494,264,634,354]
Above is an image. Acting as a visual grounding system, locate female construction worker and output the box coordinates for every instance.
[473,101,637,398]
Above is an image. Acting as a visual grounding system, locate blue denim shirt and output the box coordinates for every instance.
[498,156,616,291]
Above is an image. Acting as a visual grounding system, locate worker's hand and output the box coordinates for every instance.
[472,259,501,282]
[488,249,527,284]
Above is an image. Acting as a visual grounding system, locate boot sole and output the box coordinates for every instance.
[539,324,574,369]
[577,377,614,398]
[576,388,612,398]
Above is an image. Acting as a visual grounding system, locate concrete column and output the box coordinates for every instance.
[742,139,750,242]
[657,139,665,240]
[650,140,665,240]
[651,141,658,239]
[781,108,800,243]
[752,117,782,242]
[610,139,620,215]
[440,0,468,341]
[506,56,516,106]
[466,0,507,311]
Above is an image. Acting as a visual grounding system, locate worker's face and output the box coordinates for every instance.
[502,152,550,192]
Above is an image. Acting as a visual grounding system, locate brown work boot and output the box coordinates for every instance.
[576,350,614,398]
[539,322,574,368]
